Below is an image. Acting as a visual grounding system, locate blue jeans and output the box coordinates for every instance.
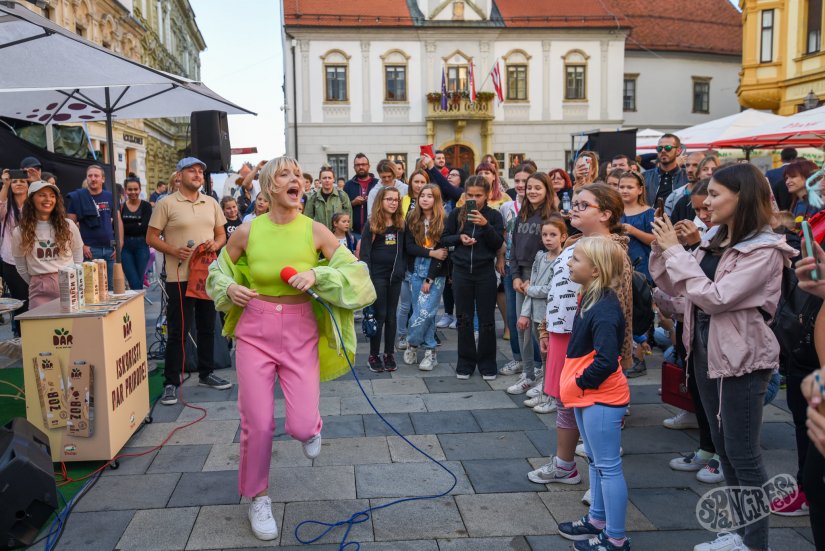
[121,237,149,290]
[576,404,628,540]
[408,258,446,350]
[89,245,114,290]
[397,271,412,338]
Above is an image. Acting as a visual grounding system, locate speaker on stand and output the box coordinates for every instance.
[190,110,231,197]
[0,418,58,550]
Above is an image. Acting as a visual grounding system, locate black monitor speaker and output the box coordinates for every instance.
[581,129,637,163]
[0,418,58,550]
[190,110,231,173]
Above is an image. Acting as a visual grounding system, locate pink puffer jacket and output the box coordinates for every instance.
[649,228,797,379]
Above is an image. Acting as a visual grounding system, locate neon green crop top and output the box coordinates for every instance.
[246,214,318,296]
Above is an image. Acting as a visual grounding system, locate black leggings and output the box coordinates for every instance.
[687,353,715,454]
[443,279,454,316]
[803,444,825,549]
[453,266,498,376]
[1,260,28,338]
[370,276,401,356]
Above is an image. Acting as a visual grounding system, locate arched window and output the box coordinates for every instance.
[443,50,472,92]
[381,49,410,102]
[503,49,530,101]
[320,49,351,102]
[562,49,589,101]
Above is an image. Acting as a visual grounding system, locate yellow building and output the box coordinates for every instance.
[739,0,825,114]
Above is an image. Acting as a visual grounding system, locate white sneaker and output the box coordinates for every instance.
[669,449,712,472]
[403,346,418,365]
[456,373,471,380]
[396,336,409,351]
[697,456,725,484]
[527,457,582,484]
[523,395,544,407]
[248,496,278,541]
[449,318,457,329]
[576,443,622,457]
[498,360,523,376]
[663,409,699,430]
[507,374,535,395]
[693,532,746,551]
[533,396,557,414]
[436,314,454,328]
[419,350,437,371]
[581,488,591,506]
[482,373,497,381]
[526,379,544,398]
[302,434,322,459]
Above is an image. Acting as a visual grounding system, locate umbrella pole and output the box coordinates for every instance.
[104,88,126,293]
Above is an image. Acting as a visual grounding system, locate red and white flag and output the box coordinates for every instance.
[469,61,477,102]
[490,59,504,104]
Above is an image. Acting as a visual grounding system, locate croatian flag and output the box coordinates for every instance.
[440,67,448,110]
[469,61,477,102]
[490,59,504,104]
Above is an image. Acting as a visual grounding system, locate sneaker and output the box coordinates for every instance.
[482,373,497,381]
[696,456,725,484]
[533,396,558,414]
[582,488,591,506]
[302,434,322,459]
[498,359,523,376]
[396,336,408,351]
[527,457,582,485]
[693,532,746,551]
[449,318,457,329]
[199,373,232,390]
[403,346,418,365]
[574,531,631,551]
[526,378,544,398]
[506,374,536,395]
[663,410,699,430]
[456,372,471,380]
[383,353,397,372]
[436,314,454,328]
[368,354,384,373]
[160,384,178,405]
[248,496,278,540]
[419,350,438,371]
[624,357,647,378]
[523,395,544,407]
[558,515,602,541]
[771,488,809,517]
[669,449,712,472]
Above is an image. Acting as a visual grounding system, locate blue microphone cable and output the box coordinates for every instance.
[293,298,458,551]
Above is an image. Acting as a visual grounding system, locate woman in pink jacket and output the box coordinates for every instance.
[650,163,797,551]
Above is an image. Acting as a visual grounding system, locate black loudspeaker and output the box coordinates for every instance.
[582,129,637,162]
[0,418,58,550]
[190,110,231,173]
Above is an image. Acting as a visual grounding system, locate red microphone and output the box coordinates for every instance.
[280,266,321,300]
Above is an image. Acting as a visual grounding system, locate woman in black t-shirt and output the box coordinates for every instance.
[120,178,153,290]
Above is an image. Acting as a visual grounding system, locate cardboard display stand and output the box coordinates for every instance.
[19,292,149,462]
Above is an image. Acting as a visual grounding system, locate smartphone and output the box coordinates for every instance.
[802,220,819,281]
[655,197,665,218]
[419,144,435,159]
[9,169,28,180]
[465,199,477,213]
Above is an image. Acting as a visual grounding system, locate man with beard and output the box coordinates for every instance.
[664,150,705,220]
[644,134,687,206]
[343,153,379,239]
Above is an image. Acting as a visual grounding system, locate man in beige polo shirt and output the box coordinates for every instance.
[147,157,230,405]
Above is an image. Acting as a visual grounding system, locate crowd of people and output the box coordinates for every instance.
[4,135,825,551]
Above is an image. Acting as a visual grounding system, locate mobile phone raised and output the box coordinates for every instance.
[802,220,819,282]
[655,197,665,218]
[9,169,28,180]
[464,199,477,213]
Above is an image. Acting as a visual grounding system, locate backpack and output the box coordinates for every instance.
[767,264,822,375]
[631,270,655,337]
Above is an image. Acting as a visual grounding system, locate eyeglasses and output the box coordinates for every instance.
[656,145,677,153]
[383,197,399,203]
[570,201,598,212]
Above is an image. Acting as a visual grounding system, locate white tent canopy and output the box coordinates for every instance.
[712,105,825,148]
[636,109,785,151]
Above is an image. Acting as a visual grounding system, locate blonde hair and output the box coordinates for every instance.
[258,156,302,203]
[575,236,625,313]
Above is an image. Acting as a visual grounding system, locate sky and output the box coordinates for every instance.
[190,0,285,169]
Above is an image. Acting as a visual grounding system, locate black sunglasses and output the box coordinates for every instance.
[656,145,677,153]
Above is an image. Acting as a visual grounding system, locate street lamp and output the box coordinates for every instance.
[803,90,820,111]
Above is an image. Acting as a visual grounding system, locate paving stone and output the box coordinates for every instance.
[341,393,427,415]
[371,377,428,395]
[422,391,518,411]
[168,470,240,506]
[423,376,491,393]
[524,429,557,457]
[620,426,700,455]
[28,510,135,551]
[437,536,532,550]
[172,383,235,403]
[358,541,439,550]
[771,528,817,550]
[794,526,817,546]
[763,403,794,423]
[629,384,663,404]
[539,489,656,531]
[269,465,356,501]
[387,435,446,462]
[313,436,392,466]
[202,440,312,472]
[390,361,456,379]
[624,530,715,550]
[116,506,198,550]
[321,379,373,397]
[100,447,157,476]
[275,396,341,417]
[455,493,556,537]
[370,497,467,540]
[149,401,185,423]
[128,419,239,447]
[186,503,284,549]
[629,487,704,530]
[760,422,798,450]
[439,432,540,460]
[622,453,710,492]
[280,499,373,546]
[147,444,211,473]
[484,375,520,391]
[319,415,365,438]
[363,412,415,436]
[355,461,473,498]
[409,411,482,435]
[74,473,180,512]
[623,403,680,428]
[525,535,582,551]
[177,400,240,422]
[762,448,801,479]
[471,408,548,432]
[461,458,539,493]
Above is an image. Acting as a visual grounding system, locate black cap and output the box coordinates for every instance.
[20,156,41,169]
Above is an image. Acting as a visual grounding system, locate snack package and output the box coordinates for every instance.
[82,262,99,304]
[75,263,86,308]
[33,352,67,429]
[58,266,79,312]
[94,259,108,301]
[66,361,94,437]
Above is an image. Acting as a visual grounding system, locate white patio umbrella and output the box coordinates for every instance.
[712,105,825,149]
[636,109,785,151]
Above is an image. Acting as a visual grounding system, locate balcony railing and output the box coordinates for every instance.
[425,93,494,120]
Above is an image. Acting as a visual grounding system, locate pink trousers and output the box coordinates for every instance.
[235,298,322,497]
[29,273,59,309]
